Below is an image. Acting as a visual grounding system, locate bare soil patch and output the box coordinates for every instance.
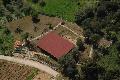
[0,59,53,80]
[0,59,35,80]
[7,15,83,43]
[7,15,62,40]
[33,72,53,80]
[80,45,93,61]
[64,22,84,36]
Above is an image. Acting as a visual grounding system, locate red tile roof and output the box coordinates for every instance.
[37,32,74,59]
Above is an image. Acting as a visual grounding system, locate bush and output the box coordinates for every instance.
[21,32,29,40]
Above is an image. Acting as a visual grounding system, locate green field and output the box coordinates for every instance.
[26,0,98,22]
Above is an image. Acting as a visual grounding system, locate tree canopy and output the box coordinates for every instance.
[75,0,120,79]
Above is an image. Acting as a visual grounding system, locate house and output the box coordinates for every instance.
[37,32,75,59]
[14,40,22,48]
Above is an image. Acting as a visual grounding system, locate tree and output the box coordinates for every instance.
[84,63,98,80]
[58,48,79,65]
[3,27,10,35]
[91,34,101,43]
[2,0,11,7]
[96,6,107,18]
[48,24,53,30]
[85,8,94,18]
[75,8,94,25]
[75,0,120,79]
[76,38,85,51]
[0,33,14,56]
[39,0,46,7]
[21,32,29,40]
[32,12,40,23]
[105,1,119,12]
[58,48,80,79]
[32,0,39,3]
[15,27,23,34]
[21,4,33,16]
[2,0,36,21]
[97,45,120,79]
[63,64,78,79]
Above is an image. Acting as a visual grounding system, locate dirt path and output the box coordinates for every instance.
[89,45,93,58]
[0,55,59,77]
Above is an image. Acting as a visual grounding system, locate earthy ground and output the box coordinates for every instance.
[0,55,59,77]
[6,15,83,44]
[54,25,78,43]
[6,15,62,40]
[80,44,93,61]
[0,59,54,80]
[0,59,35,80]
[33,72,53,80]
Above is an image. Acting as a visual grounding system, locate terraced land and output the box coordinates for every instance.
[0,59,38,80]
[54,26,78,43]
[64,22,83,36]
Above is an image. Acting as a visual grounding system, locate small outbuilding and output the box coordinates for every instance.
[37,32,74,59]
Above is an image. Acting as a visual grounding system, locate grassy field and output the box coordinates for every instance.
[42,0,79,22]
[26,0,98,22]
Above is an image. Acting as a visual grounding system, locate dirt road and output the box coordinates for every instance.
[0,55,59,77]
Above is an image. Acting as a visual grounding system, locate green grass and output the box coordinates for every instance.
[26,0,98,22]
[26,68,38,80]
[42,0,79,22]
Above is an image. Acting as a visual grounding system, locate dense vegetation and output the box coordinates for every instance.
[0,0,120,80]
[0,0,36,55]
[75,0,120,80]
[0,26,14,56]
